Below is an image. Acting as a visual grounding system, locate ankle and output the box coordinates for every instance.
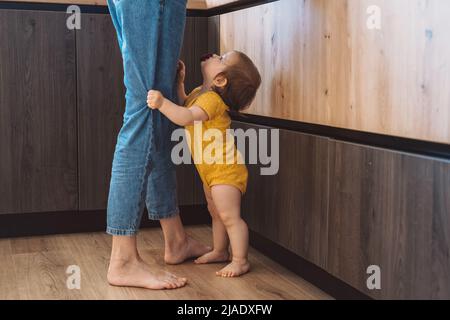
[165,234,189,252]
[109,254,141,266]
[211,248,229,255]
[231,257,248,265]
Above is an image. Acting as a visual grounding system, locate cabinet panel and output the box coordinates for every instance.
[179,16,214,206]
[180,17,210,94]
[327,140,450,299]
[232,121,329,268]
[0,10,77,214]
[76,13,125,210]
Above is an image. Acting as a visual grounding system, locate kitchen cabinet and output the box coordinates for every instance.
[327,140,450,299]
[0,10,78,214]
[0,9,210,214]
[232,121,450,299]
[231,121,329,269]
[76,13,124,210]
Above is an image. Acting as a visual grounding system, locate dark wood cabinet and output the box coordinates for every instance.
[177,16,215,206]
[76,13,125,211]
[327,141,450,299]
[0,10,78,214]
[232,121,329,269]
[232,122,450,299]
[0,10,211,214]
[180,17,210,94]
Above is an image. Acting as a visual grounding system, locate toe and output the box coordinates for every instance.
[168,279,180,289]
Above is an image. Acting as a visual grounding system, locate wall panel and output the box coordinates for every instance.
[220,0,450,144]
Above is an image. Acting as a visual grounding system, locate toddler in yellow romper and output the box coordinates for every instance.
[184,86,248,194]
[148,50,261,277]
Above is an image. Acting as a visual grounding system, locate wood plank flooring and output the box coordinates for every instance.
[0,226,331,300]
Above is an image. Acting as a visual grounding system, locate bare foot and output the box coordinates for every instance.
[194,250,230,264]
[164,236,211,265]
[216,260,250,278]
[107,257,187,290]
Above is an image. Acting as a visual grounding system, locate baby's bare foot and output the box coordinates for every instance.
[216,260,250,278]
[164,236,211,265]
[194,250,230,264]
[107,258,187,290]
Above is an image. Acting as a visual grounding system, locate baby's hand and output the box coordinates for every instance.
[147,90,165,109]
[176,60,186,84]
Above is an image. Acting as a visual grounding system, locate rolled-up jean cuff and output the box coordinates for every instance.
[148,207,180,220]
[106,226,138,236]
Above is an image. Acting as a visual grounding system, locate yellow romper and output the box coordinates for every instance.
[184,86,248,194]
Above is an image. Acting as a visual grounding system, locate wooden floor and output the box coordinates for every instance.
[0,225,331,300]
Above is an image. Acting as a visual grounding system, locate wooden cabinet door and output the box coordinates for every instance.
[0,10,77,214]
[232,121,329,269]
[76,13,125,211]
[328,140,450,299]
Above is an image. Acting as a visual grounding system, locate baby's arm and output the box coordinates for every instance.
[147,90,208,126]
[177,82,188,106]
[176,60,188,105]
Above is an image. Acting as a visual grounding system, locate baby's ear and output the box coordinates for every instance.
[213,73,228,88]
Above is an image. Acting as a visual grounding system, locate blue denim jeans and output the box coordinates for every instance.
[106,0,187,236]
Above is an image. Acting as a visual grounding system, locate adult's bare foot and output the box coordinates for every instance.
[194,250,230,264]
[216,260,250,278]
[164,236,211,265]
[107,257,187,290]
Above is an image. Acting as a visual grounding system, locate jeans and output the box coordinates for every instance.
[106,0,187,236]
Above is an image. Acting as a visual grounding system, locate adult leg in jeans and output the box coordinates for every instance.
[106,0,208,290]
[145,0,212,265]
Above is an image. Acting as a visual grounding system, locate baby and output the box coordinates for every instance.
[147,51,261,277]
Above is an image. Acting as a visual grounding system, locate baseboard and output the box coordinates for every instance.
[249,230,372,300]
[0,204,210,238]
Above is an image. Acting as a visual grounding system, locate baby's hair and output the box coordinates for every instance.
[211,51,261,112]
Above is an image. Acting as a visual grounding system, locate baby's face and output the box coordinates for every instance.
[201,51,239,83]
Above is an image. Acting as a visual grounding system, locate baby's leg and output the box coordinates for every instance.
[194,185,230,264]
[211,185,250,277]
